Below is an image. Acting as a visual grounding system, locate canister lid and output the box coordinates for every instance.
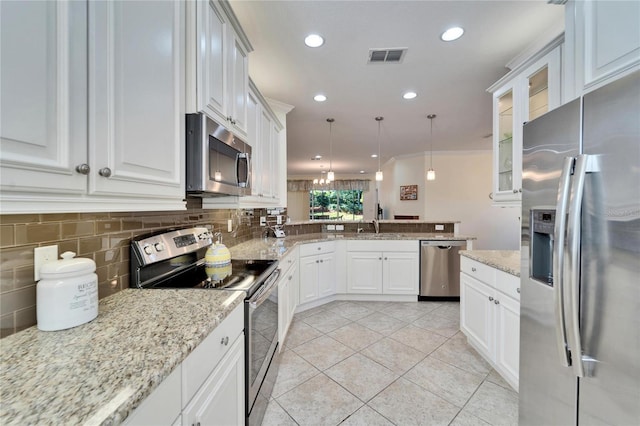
[39,252,96,279]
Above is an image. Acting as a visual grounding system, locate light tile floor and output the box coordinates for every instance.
[262,300,518,426]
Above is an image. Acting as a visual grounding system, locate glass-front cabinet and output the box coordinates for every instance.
[489,43,561,205]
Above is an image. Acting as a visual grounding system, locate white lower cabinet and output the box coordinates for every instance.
[460,256,520,390]
[182,335,244,426]
[125,303,244,426]
[346,241,418,295]
[278,248,299,346]
[298,242,336,304]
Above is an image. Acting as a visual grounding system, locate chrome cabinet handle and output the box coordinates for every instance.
[320,259,323,263]
[75,164,90,175]
[288,275,292,280]
[471,267,477,272]
[488,296,494,301]
[98,167,112,177]
[378,257,382,260]
[316,260,319,263]
[317,247,321,250]
[518,188,522,193]
[516,288,520,294]
[494,299,500,305]
[384,257,388,260]
[221,336,229,346]
[513,189,519,193]
[553,156,574,368]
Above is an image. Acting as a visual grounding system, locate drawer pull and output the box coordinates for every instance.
[488,296,494,301]
[317,247,321,250]
[221,336,229,346]
[471,267,477,272]
[494,299,500,305]
[517,288,521,294]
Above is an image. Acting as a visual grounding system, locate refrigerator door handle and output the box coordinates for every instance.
[553,156,574,368]
[566,154,600,378]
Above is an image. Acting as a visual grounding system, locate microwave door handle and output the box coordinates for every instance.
[553,156,574,368]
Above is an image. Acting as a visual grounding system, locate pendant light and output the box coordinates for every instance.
[426,114,436,181]
[326,118,335,182]
[375,116,384,181]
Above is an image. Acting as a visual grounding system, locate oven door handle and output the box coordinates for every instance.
[249,268,281,308]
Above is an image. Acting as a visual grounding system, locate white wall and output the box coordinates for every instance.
[379,151,521,250]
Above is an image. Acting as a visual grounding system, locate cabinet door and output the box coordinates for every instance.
[89,1,184,198]
[460,273,494,359]
[567,0,640,97]
[270,124,281,202]
[247,88,262,196]
[495,293,520,390]
[196,0,228,120]
[228,29,248,136]
[299,256,319,304]
[0,1,87,196]
[318,253,336,298]
[347,252,383,294]
[182,335,244,426]
[492,83,518,203]
[382,251,418,295]
[259,110,273,198]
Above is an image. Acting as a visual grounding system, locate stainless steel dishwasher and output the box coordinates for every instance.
[419,240,466,300]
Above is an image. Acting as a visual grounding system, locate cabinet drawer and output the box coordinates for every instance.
[280,247,298,268]
[460,257,496,286]
[182,303,244,404]
[346,240,417,252]
[496,269,520,302]
[124,366,181,425]
[300,241,335,257]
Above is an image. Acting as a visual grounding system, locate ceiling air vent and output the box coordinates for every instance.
[368,48,407,64]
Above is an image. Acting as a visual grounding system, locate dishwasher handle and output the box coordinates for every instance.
[420,240,466,248]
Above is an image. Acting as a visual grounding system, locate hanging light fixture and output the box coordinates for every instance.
[427,114,436,181]
[326,118,335,182]
[375,116,384,181]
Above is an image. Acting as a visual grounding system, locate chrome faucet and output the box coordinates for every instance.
[372,218,380,234]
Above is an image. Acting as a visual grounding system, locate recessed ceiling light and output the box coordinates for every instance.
[371,154,378,158]
[314,94,327,102]
[359,170,365,174]
[312,155,322,160]
[304,34,324,48]
[403,91,417,100]
[441,27,464,42]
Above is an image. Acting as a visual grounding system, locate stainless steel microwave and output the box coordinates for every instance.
[186,113,251,197]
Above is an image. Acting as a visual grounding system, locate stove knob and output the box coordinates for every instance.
[199,233,209,240]
[154,243,165,252]
[143,245,154,255]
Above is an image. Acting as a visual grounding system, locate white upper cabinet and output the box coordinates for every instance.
[0,0,186,214]
[88,1,185,199]
[564,0,640,100]
[188,0,251,137]
[0,1,88,197]
[488,41,561,205]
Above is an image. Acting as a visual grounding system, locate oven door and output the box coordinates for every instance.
[246,268,281,412]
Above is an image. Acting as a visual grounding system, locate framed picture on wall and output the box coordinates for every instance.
[400,185,418,201]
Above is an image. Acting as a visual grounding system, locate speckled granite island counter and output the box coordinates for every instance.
[0,288,243,425]
[230,232,475,260]
[459,250,521,276]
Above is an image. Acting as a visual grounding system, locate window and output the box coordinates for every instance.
[309,190,363,221]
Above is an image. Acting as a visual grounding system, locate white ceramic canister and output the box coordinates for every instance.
[36,251,99,331]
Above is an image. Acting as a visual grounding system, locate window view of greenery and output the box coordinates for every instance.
[309,190,363,221]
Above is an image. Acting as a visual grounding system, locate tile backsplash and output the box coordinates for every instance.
[0,199,275,338]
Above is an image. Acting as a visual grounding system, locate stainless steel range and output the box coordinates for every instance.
[130,227,281,426]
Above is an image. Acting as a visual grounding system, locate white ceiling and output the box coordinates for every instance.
[229,0,564,176]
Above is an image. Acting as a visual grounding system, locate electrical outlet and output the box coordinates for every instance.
[435,224,444,231]
[34,245,59,281]
[260,216,267,226]
[276,215,282,225]
[227,219,233,232]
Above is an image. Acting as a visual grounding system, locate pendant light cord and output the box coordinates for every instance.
[376,116,383,171]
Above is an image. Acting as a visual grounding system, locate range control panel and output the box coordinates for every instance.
[133,227,213,266]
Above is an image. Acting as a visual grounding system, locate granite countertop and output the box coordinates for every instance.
[0,289,244,425]
[459,250,521,277]
[230,232,475,260]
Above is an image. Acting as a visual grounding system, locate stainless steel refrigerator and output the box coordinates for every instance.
[520,70,640,425]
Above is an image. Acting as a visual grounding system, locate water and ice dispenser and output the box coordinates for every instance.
[530,209,555,286]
